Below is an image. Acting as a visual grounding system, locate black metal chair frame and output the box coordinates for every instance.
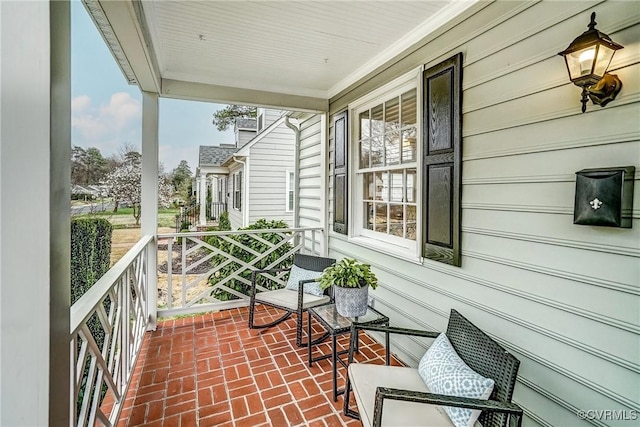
[344,309,524,427]
[248,253,336,347]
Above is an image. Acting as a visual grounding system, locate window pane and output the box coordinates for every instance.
[401,90,417,127]
[364,202,373,230]
[363,173,374,200]
[359,111,370,140]
[389,204,404,237]
[406,205,417,240]
[371,104,384,137]
[371,136,384,167]
[289,172,294,191]
[360,139,370,168]
[385,132,400,165]
[385,97,400,132]
[375,203,388,233]
[402,128,417,163]
[390,171,403,202]
[406,168,416,203]
[375,172,388,201]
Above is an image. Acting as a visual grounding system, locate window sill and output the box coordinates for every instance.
[348,235,422,265]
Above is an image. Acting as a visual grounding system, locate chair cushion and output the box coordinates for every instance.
[284,264,324,296]
[418,333,494,427]
[348,364,456,427]
[254,288,330,310]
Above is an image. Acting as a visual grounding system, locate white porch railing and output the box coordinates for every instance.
[69,235,154,427]
[156,227,323,318]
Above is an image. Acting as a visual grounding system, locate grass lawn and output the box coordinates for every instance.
[110,226,174,265]
[77,207,180,229]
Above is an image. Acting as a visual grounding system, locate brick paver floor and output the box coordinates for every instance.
[114,305,402,427]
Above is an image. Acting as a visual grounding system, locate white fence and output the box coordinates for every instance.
[156,227,323,318]
[69,235,153,427]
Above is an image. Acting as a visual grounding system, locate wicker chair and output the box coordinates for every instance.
[248,253,335,347]
[344,309,523,427]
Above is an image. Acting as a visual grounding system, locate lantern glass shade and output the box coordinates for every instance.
[593,45,616,76]
[563,43,617,86]
[558,12,623,86]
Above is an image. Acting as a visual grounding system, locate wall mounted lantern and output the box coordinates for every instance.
[558,12,624,113]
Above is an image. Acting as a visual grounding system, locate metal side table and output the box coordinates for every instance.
[307,303,389,401]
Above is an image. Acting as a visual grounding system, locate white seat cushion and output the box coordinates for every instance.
[254,288,330,310]
[349,364,455,427]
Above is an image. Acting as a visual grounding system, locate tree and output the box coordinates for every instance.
[71,146,108,185]
[171,160,192,191]
[211,105,256,131]
[104,151,172,226]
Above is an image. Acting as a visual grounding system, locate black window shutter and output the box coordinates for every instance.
[333,111,348,234]
[423,53,462,266]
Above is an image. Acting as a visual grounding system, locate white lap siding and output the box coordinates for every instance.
[296,113,326,255]
[306,1,640,425]
[247,120,294,226]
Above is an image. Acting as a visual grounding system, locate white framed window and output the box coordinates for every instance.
[351,75,419,254]
[257,108,265,132]
[233,171,242,210]
[285,170,294,212]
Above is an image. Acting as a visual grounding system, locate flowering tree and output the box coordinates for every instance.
[104,152,172,226]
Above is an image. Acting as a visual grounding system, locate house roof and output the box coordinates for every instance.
[198,145,237,167]
[85,0,479,111]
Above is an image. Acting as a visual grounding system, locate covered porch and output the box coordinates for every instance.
[1,1,638,427]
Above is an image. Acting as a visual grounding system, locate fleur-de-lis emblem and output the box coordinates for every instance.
[590,198,603,210]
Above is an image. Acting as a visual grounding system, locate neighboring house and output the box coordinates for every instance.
[195,143,237,225]
[70,184,93,200]
[71,184,108,200]
[197,108,296,229]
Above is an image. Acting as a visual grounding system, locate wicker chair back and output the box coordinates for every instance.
[445,309,520,427]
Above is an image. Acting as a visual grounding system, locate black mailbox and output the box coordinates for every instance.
[574,166,635,228]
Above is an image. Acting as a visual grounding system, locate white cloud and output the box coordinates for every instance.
[71,92,142,155]
[71,95,91,111]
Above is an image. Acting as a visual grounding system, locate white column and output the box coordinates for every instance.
[212,177,218,204]
[320,113,329,256]
[199,173,207,226]
[141,91,159,330]
[0,1,70,425]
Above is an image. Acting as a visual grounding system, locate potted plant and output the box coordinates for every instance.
[319,258,378,317]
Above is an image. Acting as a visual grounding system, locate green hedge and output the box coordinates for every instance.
[71,218,113,303]
[70,217,113,415]
[207,219,294,300]
[218,211,231,231]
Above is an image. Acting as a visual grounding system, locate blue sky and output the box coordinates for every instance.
[71,0,234,173]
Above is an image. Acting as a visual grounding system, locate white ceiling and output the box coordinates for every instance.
[89,0,476,110]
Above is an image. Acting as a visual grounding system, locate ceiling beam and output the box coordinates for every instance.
[90,0,161,93]
[161,79,329,113]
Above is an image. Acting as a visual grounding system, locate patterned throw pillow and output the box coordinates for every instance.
[284,265,324,297]
[418,333,495,427]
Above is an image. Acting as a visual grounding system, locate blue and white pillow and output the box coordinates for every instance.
[418,333,495,427]
[284,264,324,297]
